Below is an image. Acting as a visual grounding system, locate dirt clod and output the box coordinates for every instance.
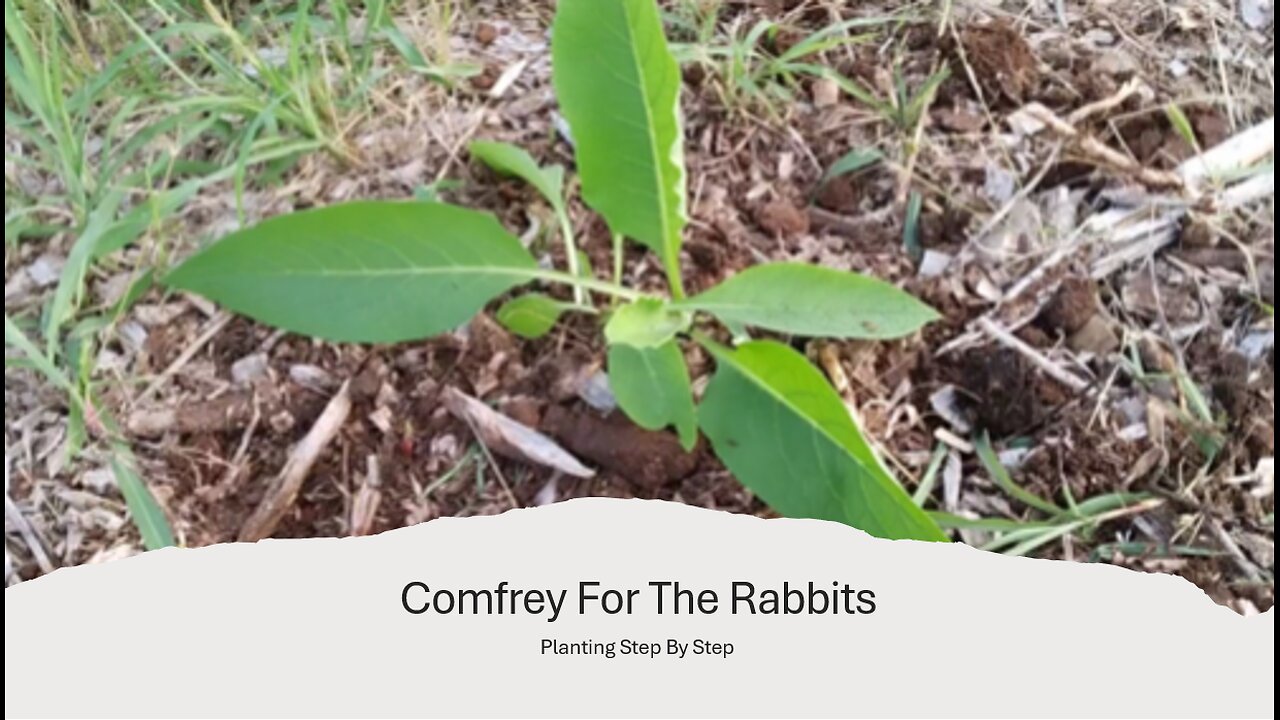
[1041,277,1100,335]
[475,22,499,46]
[755,199,811,238]
[958,22,1040,105]
[960,348,1042,437]
[542,406,700,489]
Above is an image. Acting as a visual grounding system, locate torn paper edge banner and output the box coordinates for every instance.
[3,498,1273,719]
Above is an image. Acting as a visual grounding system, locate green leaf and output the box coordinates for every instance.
[552,0,687,295]
[903,191,923,264]
[608,341,698,450]
[1165,103,1201,153]
[678,263,939,340]
[698,339,948,541]
[166,202,539,343]
[470,141,567,212]
[820,148,882,185]
[110,449,175,551]
[605,298,689,348]
[497,294,568,339]
[974,433,1064,517]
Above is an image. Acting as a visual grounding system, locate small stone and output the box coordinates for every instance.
[934,107,986,133]
[26,255,64,287]
[1241,0,1274,30]
[231,353,270,385]
[577,370,617,413]
[1094,49,1141,77]
[475,22,499,46]
[368,406,395,435]
[811,77,839,108]
[1068,314,1121,355]
[918,250,954,278]
[269,411,296,435]
[1082,28,1116,46]
[289,364,335,391]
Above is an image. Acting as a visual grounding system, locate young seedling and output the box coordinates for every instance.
[166,0,949,542]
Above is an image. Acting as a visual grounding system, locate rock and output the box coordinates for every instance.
[811,77,839,108]
[1068,314,1121,355]
[1094,49,1141,77]
[26,255,64,287]
[1082,28,1117,46]
[918,250,954,278]
[1241,0,1274,30]
[231,353,270,385]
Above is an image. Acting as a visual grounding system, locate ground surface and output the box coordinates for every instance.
[5,0,1275,612]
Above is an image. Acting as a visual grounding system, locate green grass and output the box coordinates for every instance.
[927,435,1158,558]
[4,0,443,549]
[667,2,906,120]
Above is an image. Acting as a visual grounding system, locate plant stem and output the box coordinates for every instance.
[557,208,586,306]
[666,256,687,300]
[530,268,646,302]
[611,232,624,304]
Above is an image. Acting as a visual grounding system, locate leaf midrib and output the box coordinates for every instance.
[618,0,677,269]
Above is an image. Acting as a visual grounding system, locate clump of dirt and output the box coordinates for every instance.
[955,22,1040,106]
[542,406,702,490]
[959,348,1043,437]
[754,199,811,238]
[1039,277,1100,336]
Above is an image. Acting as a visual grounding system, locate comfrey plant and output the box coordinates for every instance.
[167,0,948,542]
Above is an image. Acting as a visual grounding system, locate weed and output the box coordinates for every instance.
[928,434,1159,557]
[166,0,949,542]
[827,63,951,134]
[671,10,901,119]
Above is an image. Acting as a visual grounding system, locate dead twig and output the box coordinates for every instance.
[134,311,232,407]
[349,454,382,537]
[4,492,55,576]
[239,381,352,542]
[978,317,1092,393]
[1019,103,1185,190]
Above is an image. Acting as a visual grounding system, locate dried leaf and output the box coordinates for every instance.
[443,387,595,478]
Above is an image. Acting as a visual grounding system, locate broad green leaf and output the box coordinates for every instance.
[552,0,687,292]
[497,294,568,339]
[678,263,939,340]
[166,202,539,343]
[470,141,566,212]
[605,298,689,348]
[698,339,948,541]
[608,341,698,451]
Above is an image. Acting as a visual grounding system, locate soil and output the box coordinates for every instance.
[4,0,1274,613]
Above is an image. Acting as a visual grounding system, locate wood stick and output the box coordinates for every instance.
[978,317,1092,393]
[239,382,352,542]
